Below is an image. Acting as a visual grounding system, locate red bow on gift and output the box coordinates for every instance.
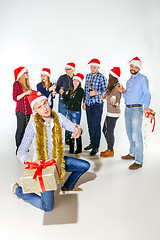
[145,109,156,132]
[25,159,59,192]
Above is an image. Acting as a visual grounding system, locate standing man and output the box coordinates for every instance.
[11,90,90,212]
[83,59,107,155]
[119,57,151,170]
[55,62,75,144]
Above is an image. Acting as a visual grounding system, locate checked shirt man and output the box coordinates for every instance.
[83,59,107,155]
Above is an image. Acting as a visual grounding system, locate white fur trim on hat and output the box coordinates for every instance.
[31,96,47,109]
[129,60,142,69]
[65,64,75,70]
[17,68,28,81]
[40,71,51,77]
[73,76,82,83]
[89,63,100,67]
[110,70,119,78]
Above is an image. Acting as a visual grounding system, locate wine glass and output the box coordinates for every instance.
[60,86,64,99]
[52,81,56,93]
[101,91,106,100]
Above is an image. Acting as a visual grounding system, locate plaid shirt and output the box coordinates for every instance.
[84,71,107,106]
[13,81,32,115]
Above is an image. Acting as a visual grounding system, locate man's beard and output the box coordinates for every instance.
[130,70,139,75]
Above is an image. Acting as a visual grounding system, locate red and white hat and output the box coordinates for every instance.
[40,68,51,77]
[14,66,28,81]
[73,73,84,83]
[88,58,100,67]
[129,57,142,69]
[27,90,47,109]
[65,62,75,70]
[110,67,121,78]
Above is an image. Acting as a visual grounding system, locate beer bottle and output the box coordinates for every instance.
[88,81,93,91]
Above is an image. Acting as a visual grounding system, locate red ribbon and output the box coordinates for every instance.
[150,118,155,132]
[25,159,59,192]
[145,110,156,132]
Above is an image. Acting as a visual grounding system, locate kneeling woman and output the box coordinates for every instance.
[100,67,122,157]
[63,73,84,154]
[37,68,56,109]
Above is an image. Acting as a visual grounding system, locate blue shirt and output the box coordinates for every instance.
[123,72,151,108]
[17,113,82,163]
[84,71,107,106]
[37,82,54,109]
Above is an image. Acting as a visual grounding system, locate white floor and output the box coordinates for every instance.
[1,110,160,240]
[1,0,160,238]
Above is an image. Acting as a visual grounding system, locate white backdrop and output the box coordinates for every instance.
[0,0,160,171]
[0,0,160,238]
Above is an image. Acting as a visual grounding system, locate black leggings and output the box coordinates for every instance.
[102,116,118,151]
[15,112,30,148]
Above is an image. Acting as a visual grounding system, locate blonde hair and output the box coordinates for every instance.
[18,74,30,92]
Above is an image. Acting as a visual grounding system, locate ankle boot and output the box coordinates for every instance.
[100,149,114,157]
[69,137,74,154]
[75,136,82,154]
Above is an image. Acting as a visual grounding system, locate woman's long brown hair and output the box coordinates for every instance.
[70,81,81,93]
[41,76,51,90]
[106,74,119,95]
[18,74,30,92]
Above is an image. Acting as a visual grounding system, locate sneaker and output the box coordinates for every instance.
[60,186,83,195]
[84,144,93,150]
[90,147,99,156]
[129,162,143,170]
[100,149,114,157]
[122,154,135,160]
[11,183,19,195]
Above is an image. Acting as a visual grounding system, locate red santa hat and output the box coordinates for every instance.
[40,68,51,77]
[65,62,75,70]
[73,73,84,83]
[129,57,142,69]
[27,90,47,109]
[110,67,121,78]
[14,66,28,81]
[88,58,100,67]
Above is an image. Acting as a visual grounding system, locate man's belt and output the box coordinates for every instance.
[126,104,142,108]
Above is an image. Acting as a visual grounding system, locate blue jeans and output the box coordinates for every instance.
[67,110,81,135]
[58,102,69,142]
[58,102,68,116]
[15,156,90,212]
[125,106,143,165]
[86,103,103,148]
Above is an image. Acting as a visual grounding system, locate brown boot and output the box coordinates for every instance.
[100,149,114,157]
[122,154,135,160]
[129,162,142,170]
[100,149,109,155]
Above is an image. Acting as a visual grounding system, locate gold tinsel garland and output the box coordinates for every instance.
[34,110,65,182]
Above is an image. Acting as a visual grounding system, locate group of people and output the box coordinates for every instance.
[11,56,151,212]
